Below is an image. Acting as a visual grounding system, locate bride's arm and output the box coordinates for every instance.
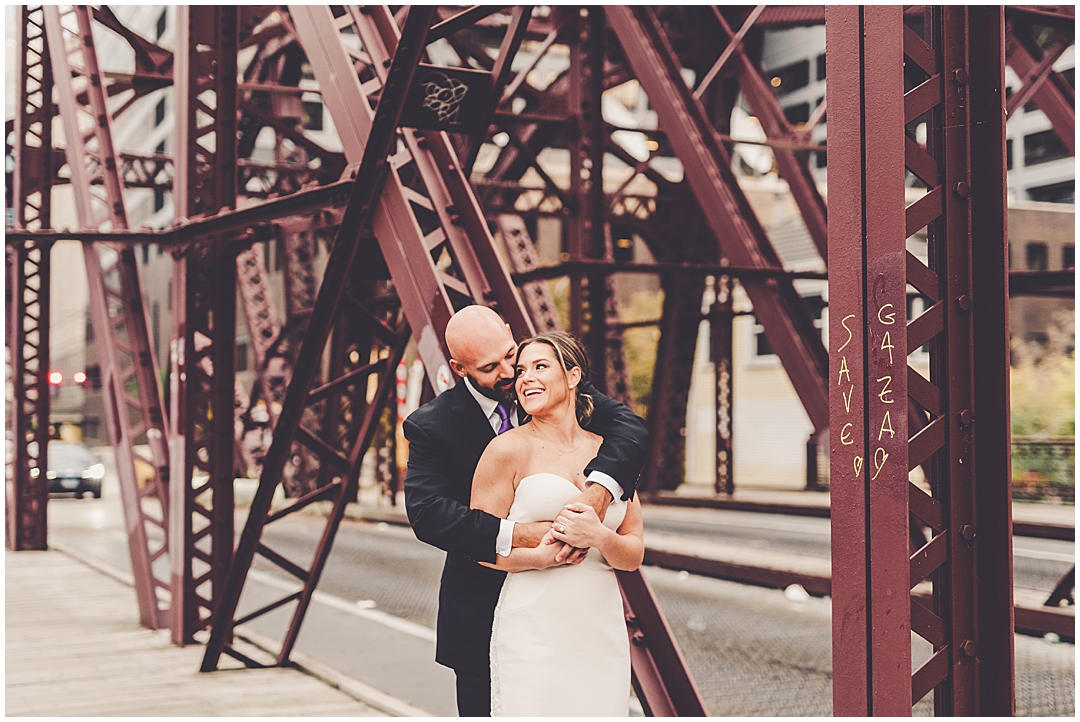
[470,435,561,573]
[551,495,644,571]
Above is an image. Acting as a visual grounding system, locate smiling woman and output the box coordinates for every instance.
[515,332,594,428]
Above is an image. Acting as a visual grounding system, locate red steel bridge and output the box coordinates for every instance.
[6,4,1075,715]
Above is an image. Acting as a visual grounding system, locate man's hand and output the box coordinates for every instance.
[512,520,552,549]
[547,483,613,563]
[566,482,613,522]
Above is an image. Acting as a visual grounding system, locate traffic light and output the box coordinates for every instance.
[73,371,87,385]
[48,371,63,385]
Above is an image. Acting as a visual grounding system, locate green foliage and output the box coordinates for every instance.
[1010,313,1075,502]
[1011,346,1074,438]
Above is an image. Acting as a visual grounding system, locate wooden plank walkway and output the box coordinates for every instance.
[5,550,390,717]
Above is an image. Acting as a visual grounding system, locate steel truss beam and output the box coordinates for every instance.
[607,5,830,435]
[43,4,172,630]
[167,5,240,646]
[202,6,437,672]
[7,239,51,551]
[198,8,703,713]
[827,6,1013,714]
[7,5,55,551]
[707,6,829,260]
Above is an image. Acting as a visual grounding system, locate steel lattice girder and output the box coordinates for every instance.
[6,5,55,552]
[167,5,240,646]
[607,5,830,434]
[6,240,51,551]
[827,6,1014,715]
[43,4,172,630]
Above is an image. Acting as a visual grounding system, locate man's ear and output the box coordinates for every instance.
[449,359,467,378]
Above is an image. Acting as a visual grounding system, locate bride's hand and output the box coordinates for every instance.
[532,529,574,569]
[551,503,607,550]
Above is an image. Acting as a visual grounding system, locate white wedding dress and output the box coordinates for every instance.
[490,473,630,717]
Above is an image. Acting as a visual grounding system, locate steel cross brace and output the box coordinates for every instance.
[201,6,436,672]
[607,5,829,434]
[1004,20,1075,155]
[6,5,55,551]
[708,6,829,261]
[43,4,172,630]
[827,6,1013,715]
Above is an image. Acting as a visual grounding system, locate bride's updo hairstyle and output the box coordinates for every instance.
[516,331,594,426]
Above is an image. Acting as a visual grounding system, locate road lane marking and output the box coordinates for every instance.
[247,569,437,643]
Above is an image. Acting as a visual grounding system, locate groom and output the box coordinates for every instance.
[403,305,648,716]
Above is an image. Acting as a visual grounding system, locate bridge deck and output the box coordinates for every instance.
[5,549,391,717]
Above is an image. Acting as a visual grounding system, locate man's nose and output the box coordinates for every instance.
[498,359,515,378]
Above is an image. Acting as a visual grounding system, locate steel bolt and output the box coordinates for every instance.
[958,408,973,426]
[953,68,969,84]
[956,294,971,311]
[960,639,976,657]
[954,181,970,197]
[383,59,392,68]
[959,524,976,541]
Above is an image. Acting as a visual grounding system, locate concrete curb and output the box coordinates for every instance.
[49,540,431,717]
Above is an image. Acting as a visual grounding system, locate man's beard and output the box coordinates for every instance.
[467,374,515,404]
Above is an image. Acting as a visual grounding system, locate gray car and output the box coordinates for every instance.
[40,441,104,498]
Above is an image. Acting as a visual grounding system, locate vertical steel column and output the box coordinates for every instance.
[712,275,735,495]
[967,8,1015,713]
[825,8,870,712]
[44,4,171,630]
[567,6,610,393]
[643,277,705,493]
[7,5,54,551]
[827,6,1014,714]
[7,241,52,551]
[170,4,239,646]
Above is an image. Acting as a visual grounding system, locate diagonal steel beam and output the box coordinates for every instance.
[201,5,436,673]
[44,3,171,631]
[607,5,829,433]
[1005,21,1075,154]
[709,5,829,260]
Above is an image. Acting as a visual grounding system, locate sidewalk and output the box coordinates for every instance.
[5,549,397,717]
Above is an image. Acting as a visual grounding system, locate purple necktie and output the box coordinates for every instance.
[495,403,512,435]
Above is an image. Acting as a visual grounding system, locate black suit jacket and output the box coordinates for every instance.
[403,379,648,673]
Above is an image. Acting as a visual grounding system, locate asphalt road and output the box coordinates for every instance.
[45,483,1075,717]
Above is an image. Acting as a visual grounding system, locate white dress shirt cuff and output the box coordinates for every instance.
[496,518,515,557]
[585,471,623,503]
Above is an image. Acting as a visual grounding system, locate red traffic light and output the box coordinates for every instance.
[73,371,87,385]
[48,371,63,386]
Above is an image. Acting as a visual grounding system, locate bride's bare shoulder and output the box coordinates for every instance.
[481,426,534,460]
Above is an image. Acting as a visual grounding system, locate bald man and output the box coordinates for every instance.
[403,305,648,716]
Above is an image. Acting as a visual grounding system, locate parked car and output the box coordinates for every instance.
[37,441,104,499]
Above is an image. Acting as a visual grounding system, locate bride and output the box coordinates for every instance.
[470,331,644,716]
